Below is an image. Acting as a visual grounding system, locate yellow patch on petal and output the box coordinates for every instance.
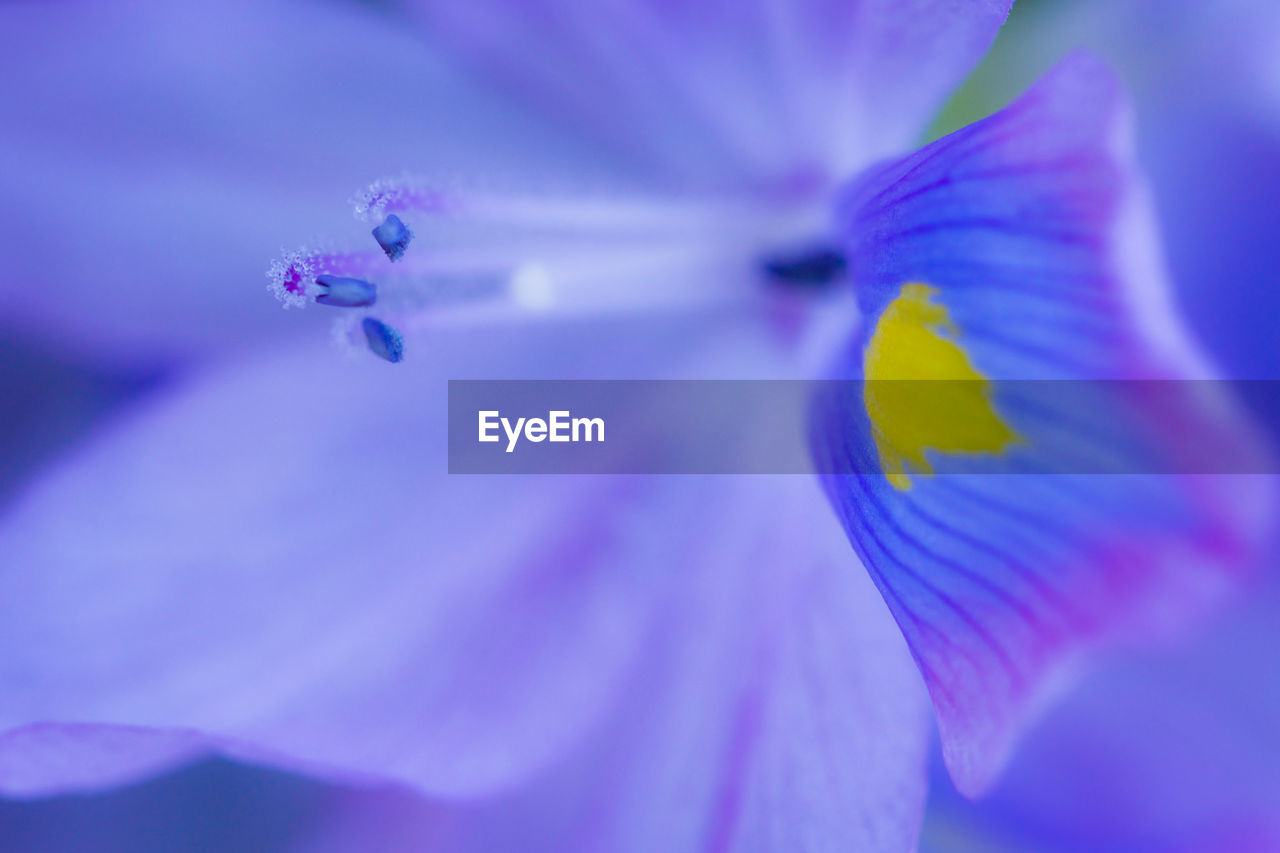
[864,283,1021,490]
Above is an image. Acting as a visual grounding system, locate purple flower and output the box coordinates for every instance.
[906,3,1280,849]
[0,0,1269,849]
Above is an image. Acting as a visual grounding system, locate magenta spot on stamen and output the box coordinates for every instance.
[266,249,319,309]
[284,265,306,295]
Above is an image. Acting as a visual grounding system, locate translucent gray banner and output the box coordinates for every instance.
[447,380,1275,475]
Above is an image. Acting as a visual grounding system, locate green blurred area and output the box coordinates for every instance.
[926,0,1064,141]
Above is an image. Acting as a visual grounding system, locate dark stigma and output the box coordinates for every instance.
[761,247,848,288]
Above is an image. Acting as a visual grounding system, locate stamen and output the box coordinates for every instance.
[352,177,458,222]
[315,275,377,308]
[273,175,836,356]
[372,214,413,262]
[266,248,383,308]
[352,175,775,239]
[362,317,405,363]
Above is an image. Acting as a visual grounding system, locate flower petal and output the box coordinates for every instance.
[0,724,206,798]
[811,54,1273,795]
[0,759,331,850]
[922,578,1280,851]
[402,0,1012,186]
[292,478,930,852]
[958,0,1280,388]
[0,338,157,508]
[0,0,610,365]
[0,311,790,798]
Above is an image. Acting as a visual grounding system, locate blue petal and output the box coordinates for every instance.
[250,478,931,853]
[812,54,1273,795]
[922,577,1280,851]
[0,308,930,838]
[0,318,688,798]
[403,0,1011,186]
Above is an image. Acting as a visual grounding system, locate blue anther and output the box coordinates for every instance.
[315,275,377,307]
[372,213,413,262]
[362,317,404,363]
